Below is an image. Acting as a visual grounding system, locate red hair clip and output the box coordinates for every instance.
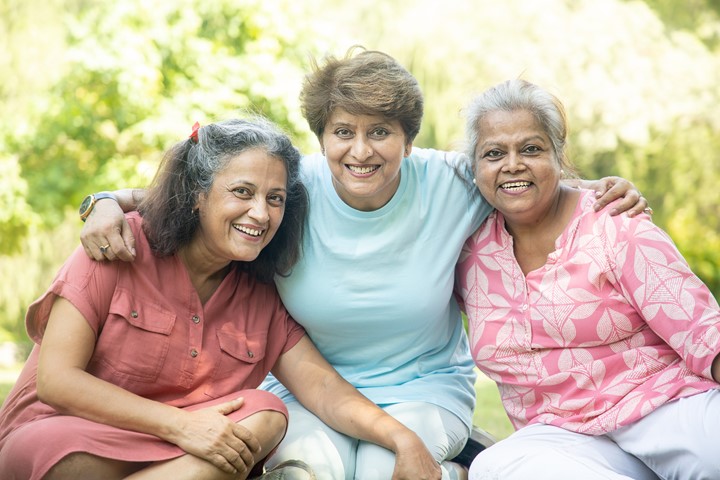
[189,121,201,143]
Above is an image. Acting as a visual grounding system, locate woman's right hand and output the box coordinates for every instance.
[80,196,136,262]
[171,398,262,476]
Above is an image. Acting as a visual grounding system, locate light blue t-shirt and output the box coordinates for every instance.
[262,148,493,430]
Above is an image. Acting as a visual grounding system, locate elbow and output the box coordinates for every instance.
[36,368,69,413]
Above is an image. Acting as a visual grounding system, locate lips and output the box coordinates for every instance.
[500,181,531,191]
[346,164,380,175]
[232,224,264,237]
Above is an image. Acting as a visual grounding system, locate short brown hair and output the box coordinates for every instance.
[300,47,424,143]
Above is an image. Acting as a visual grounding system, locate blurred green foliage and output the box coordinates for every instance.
[1,0,719,353]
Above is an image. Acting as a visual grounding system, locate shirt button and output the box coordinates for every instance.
[521,304,528,312]
[131,310,138,318]
[190,348,198,358]
[247,351,254,358]
[192,315,200,324]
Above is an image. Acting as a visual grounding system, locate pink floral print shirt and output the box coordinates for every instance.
[457,190,720,434]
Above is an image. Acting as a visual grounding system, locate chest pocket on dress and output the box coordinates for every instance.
[92,289,176,385]
[206,326,267,398]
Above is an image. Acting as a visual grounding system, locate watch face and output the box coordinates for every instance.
[79,195,93,215]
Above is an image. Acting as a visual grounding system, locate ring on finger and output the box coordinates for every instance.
[643,207,653,215]
[99,244,110,254]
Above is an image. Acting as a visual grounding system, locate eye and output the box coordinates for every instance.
[233,187,252,197]
[267,193,286,207]
[482,149,504,161]
[523,145,542,154]
[334,128,353,138]
[369,127,389,138]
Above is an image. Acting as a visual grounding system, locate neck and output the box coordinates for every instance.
[178,245,232,305]
[504,185,579,275]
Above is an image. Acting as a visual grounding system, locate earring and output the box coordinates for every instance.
[472,178,476,185]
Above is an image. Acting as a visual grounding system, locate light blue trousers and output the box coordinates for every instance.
[470,389,720,480]
[264,400,469,479]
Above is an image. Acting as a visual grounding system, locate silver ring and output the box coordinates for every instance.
[643,207,653,215]
[99,244,110,254]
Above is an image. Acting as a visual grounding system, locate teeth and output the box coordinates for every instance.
[501,181,531,190]
[233,225,263,236]
[347,165,379,174]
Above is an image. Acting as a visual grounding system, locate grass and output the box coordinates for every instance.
[473,369,514,440]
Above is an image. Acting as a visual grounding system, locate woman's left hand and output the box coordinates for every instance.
[171,398,261,475]
[584,176,651,217]
[391,432,442,480]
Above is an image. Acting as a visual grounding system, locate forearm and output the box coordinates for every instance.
[38,365,184,442]
[309,378,420,453]
[274,337,422,455]
[112,188,145,212]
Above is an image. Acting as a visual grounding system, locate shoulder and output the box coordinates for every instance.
[406,147,474,186]
[299,152,324,181]
[409,147,471,172]
[575,190,665,252]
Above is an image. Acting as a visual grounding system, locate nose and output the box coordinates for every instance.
[248,199,270,224]
[350,135,373,161]
[502,152,526,173]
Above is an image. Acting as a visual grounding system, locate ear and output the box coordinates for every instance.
[404,142,413,157]
[194,192,206,213]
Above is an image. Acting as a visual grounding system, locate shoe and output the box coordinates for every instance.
[257,459,317,479]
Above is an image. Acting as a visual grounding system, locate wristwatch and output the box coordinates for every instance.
[79,192,118,222]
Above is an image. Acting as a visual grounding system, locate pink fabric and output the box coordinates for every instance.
[457,190,720,435]
[0,213,306,479]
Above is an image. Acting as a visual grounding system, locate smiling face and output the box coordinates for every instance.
[320,108,411,211]
[193,148,288,266]
[474,109,563,223]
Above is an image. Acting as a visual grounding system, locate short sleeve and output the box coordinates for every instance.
[26,241,123,344]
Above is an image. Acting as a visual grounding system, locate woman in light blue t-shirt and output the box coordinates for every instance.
[79,48,648,480]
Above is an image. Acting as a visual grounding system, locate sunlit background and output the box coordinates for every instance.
[1,0,719,439]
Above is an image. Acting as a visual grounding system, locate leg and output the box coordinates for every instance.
[608,389,720,480]
[469,423,659,480]
[264,400,357,479]
[44,453,147,480]
[354,402,469,480]
[124,409,287,480]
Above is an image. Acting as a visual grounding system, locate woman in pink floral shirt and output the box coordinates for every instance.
[457,79,720,479]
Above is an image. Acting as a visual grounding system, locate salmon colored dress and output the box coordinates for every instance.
[0,213,306,479]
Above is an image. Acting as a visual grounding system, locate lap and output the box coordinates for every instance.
[0,389,286,480]
[469,423,658,480]
[268,400,469,480]
[609,389,720,480]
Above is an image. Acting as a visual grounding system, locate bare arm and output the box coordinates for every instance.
[38,297,260,475]
[80,188,146,261]
[272,335,441,480]
[564,176,649,217]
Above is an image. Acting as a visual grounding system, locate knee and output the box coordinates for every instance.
[253,409,288,449]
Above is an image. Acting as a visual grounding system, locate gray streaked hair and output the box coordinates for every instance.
[140,117,308,283]
[464,79,572,173]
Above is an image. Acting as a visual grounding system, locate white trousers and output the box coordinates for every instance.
[469,389,720,480]
[264,400,469,480]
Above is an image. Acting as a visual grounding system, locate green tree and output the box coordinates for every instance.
[0,0,335,341]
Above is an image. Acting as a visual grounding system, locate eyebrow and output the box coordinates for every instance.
[228,180,287,192]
